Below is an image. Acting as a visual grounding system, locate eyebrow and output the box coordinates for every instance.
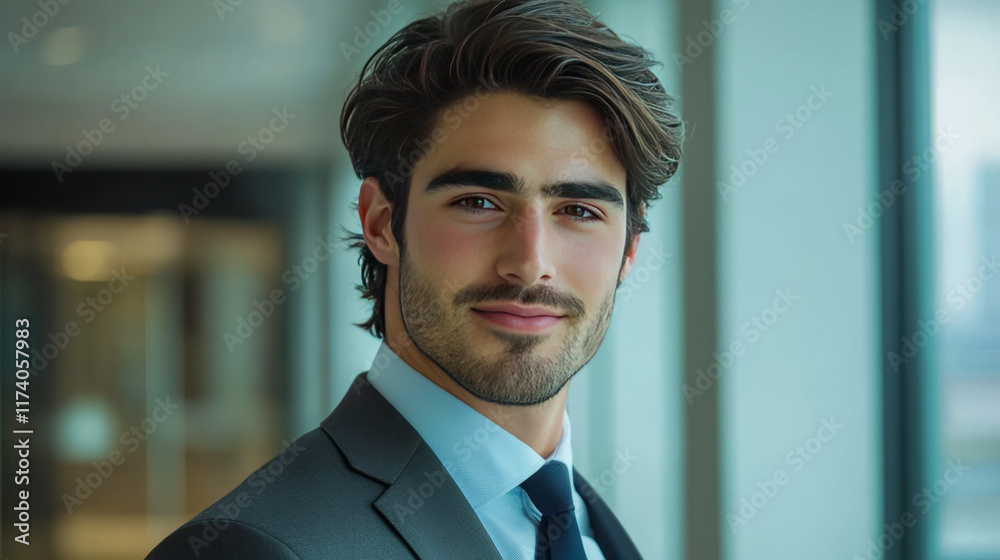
[424,169,624,208]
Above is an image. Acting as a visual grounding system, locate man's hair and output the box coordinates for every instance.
[341,0,683,339]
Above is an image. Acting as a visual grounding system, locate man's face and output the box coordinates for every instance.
[398,91,633,406]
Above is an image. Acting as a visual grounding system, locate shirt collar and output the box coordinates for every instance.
[366,341,574,511]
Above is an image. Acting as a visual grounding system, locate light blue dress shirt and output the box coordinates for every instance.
[367,341,607,560]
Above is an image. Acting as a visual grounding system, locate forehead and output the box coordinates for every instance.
[413,91,627,193]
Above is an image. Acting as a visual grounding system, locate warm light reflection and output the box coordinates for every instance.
[43,26,86,66]
[62,240,117,281]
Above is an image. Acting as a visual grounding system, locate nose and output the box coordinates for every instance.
[496,207,557,286]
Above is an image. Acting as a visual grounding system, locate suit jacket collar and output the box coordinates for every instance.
[321,372,503,560]
[322,372,642,560]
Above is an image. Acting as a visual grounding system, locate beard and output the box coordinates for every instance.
[397,248,616,406]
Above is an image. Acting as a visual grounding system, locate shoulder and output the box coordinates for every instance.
[146,426,391,558]
[145,518,299,559]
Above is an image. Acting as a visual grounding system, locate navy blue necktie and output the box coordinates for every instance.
[520,461,588,560]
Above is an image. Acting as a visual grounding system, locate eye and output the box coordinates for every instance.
[454,196,499,212]
[561,204,601,222]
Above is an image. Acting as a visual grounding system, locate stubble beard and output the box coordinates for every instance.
[397,249,616,406]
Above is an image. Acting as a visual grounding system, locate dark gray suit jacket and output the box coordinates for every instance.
[146,373,643,559]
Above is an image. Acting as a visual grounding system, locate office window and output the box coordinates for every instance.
[931,1,1000,557]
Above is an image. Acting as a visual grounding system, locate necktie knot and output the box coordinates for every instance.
[521,461,576,516]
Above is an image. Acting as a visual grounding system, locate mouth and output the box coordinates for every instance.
[470,304,567,332]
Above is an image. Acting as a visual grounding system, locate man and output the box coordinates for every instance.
[147,0,681,558]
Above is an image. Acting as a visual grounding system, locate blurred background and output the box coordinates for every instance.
[0,0,996,559]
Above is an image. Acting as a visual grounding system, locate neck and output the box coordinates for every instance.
[386,334,568,458]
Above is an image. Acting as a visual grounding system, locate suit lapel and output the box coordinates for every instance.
[322,373,502,560]
[574,470,644,560]
[374,443,502,559]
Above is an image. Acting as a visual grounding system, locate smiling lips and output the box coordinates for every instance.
[470,303,566,332]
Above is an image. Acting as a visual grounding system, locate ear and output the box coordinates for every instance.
[619,204,645,282]
[357,177,399,266]
[619,232,641,283]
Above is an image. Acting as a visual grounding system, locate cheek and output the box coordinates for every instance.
[406,214,489,276]
[561,237,624,294]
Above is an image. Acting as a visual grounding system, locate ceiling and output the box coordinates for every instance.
[0,0,441,168]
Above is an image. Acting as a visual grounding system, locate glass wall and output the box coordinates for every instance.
[931,1,1000,557]
[0,178,324,559]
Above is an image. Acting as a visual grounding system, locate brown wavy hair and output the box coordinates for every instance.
[340,0,683,339]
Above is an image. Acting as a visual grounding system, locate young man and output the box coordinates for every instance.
[147,0,681,558]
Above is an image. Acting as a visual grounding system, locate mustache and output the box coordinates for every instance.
[452,283,586,317]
